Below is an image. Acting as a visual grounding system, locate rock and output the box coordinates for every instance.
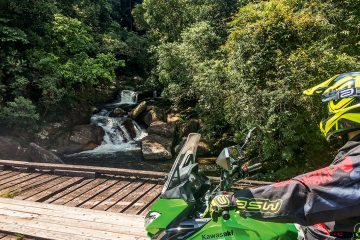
[129,101,147,119]
[143,106,165,126]
[91,106,99,113]
[122,118,137,139]
[148,121,175,138]
[0,136,27,160]
[56,143,99,155]
[180,119,200,137]
[112,107,126,117]
[142,135,173,160]
[197,139,212,157]
[28,143,64,164]
[69,125,104,145]
[167,113,181,124]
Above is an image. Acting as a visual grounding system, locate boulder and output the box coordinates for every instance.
[55,143,99,155]
[167,113,181,124]
[197,139,212,157]
[143,106,165,126]
[180,119,200,137]
[122,118,137,139]
[0,137,27,160]
[112,107,126,117]
[129,101,147,119]
[28,143,64,164]
[148,121,175,138]
[141,135,173,160]
[69,125,104,145]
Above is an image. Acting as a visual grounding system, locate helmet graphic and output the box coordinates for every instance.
[304,72,360,140]
[352,223,360,239]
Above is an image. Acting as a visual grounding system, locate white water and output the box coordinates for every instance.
[104,90,138,109]
[71,90,147,155]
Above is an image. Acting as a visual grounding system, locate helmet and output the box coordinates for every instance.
[304,72,360,140]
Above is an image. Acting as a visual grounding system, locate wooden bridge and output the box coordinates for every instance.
[0,160,271,239]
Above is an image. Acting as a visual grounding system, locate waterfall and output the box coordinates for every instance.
[72,90,147,154]
[104,90,138,109]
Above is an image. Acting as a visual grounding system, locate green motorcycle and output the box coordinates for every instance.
[145,130,304,239]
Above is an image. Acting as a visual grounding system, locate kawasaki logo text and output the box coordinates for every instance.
[202,230,234,239]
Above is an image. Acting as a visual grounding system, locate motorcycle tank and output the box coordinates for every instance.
[145,198,191,238]
[189,211,299,240]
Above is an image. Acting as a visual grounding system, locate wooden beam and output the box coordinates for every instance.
[0,160,166,180]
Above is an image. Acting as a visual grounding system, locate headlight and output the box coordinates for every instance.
[145,211,161,228]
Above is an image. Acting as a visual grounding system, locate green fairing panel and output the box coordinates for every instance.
[146,198,191,236]
[189,211,298,240]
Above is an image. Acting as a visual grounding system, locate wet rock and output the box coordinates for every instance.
[0,136,28,160]
[129,101,147,119]
[148,121,175,138]
[122,118,137,139]
[143,106,165,126]
[55,143,96,155]
[167,113,181,124]
[142,135,173,160]
[112,107,126,117]
[180,119,200,137]
[91,106,99,113]
[197,139,212,157]
[69,125,104,145]
[28,143,64,164]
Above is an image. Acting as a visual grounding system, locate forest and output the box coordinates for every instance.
[1,0,360,179]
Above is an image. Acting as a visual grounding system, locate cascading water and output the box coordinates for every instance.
[63,90,148,167]
[88,109,147,153]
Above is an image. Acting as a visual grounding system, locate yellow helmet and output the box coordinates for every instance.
[304,72,360,140]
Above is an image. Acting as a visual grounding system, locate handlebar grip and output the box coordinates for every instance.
[247,163,262,172]
[222,210,230,220]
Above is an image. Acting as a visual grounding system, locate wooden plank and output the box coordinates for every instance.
[107,182,156,213]
[0,172,25,183]
[65,179,118,207]
[0,222,108,240]
[79,180,132,209]
[0,173,42,191]
[25,177,84,202]
[0,198,145,227]
[125,184,162,215]
[14,176,67,200]
[0,171,12,177]
[0,235,18,240]
[44,179,92,204]
[0,215,145,240]
[4,175,58,195]
[0,198,147,239]
[0,160,166,179]
[0,175,58,196]
[0,209,145,237]
[54,169,96,178]
[0,172,18,180]
[93,181,144,211]
[53,179,106,205]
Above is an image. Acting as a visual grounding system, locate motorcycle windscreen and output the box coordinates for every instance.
[162,133,201,194]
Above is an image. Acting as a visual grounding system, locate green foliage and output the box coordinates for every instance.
[224,0,360,171]
[0,0,147,126]
[137,0,360,177]
[51,14,93,53]
[0,97,39,127]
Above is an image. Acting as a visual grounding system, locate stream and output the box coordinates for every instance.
[62,90,155,170]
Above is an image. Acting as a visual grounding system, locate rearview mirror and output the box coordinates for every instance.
[216,146,240,171]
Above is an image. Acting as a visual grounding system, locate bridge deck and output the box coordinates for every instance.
[0,197,147,240]
[0,169,162,216]
[0,160,271,239]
